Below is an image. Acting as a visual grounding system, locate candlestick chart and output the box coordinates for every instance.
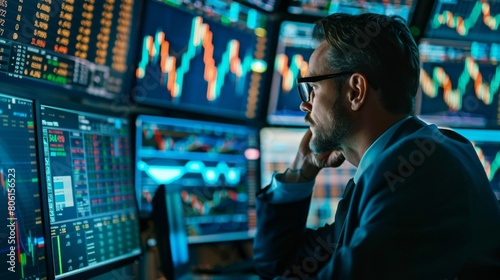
[473,142,500,198]
[418,41,500,128]
[135,115,259,243]
[0,94,47,280]
[267,21,315,125]
[134,1,270,120]
[425,0,500,43]
[454,129,500,199]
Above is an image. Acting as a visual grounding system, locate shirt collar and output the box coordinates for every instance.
[353,116,411,184]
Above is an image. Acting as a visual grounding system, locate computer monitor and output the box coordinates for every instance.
[417,38,500,128]
[266,21,315,126]
[135,115,260,243]
[0,93,48,279]
[0,0,141,100]
[133,0,273,120]
[423,0,500,43]
[259,127,357,228]
[287,0,417,20]
[40,105,141,279]
[453,128,500,200]
[240,0,283,12]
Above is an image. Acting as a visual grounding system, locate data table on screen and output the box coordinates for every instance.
[0,0,141,99]
[40,105,141,279]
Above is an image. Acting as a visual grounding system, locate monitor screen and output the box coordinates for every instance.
[0,0,141,99]
[135,115,260,243]
[417,38,500,128]
[0,93,47,279]
[453,129,500,200]
[260,127,356,228]
[241,0,282,12]
[133,0,272,120]
[423,0,500,43]
[287,0,417,20]
[267,21,315,126]
[40,105,141,279]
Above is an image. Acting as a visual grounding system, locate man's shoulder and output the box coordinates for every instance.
[361,121,478,186]
[385,118,472,157]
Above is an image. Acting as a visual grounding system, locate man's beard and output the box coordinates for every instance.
[308,98,352,154]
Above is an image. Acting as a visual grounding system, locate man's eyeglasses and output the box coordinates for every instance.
[297,72,353,102]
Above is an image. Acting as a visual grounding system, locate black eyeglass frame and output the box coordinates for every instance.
[297,72,354,102]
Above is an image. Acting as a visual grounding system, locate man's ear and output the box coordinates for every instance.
[346,73,368,111]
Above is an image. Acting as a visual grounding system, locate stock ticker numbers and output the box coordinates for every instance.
[41,105,141,278]
[0,0,138,99]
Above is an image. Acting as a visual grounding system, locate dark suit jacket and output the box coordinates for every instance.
[253,117,500,279]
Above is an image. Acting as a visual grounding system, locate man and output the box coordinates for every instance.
[253,13,500,279]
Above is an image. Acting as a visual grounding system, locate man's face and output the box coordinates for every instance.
[304,41,353,154]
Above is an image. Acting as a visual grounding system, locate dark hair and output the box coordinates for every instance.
[313,13,420,115]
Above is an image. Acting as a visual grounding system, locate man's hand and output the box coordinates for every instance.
[283,129,345,183]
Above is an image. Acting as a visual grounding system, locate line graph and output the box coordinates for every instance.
[425,0,500,42]
[134,1,269,119]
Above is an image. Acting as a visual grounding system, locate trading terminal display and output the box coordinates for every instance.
[40,106,141,279]
[0,0,140,99]
[241,0,281,12]
[454,129,500,200]
[260,127,357,228]
[424,0,500,43]
[287,0,416,20]
[0,93,47,280]
[134,0,272,120]
[135,115,260,243]
[418,39,500,128]
[417,0,500,128]
[267,21,315,126]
